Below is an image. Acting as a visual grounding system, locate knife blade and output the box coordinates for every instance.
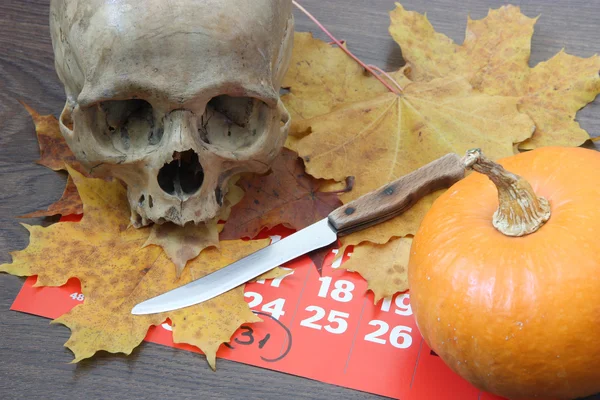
[131,152,468,315]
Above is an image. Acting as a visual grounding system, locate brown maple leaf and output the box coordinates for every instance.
[220,148,343,240]
[18,175,83,218]
[19,103,87,218]
[21,102,82,172]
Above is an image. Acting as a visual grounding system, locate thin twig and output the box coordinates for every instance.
[292,0,400,95]
[367,64,404,93]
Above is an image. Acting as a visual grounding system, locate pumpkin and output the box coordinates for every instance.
[408,147,600,400]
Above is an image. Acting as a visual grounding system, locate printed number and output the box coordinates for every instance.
[317,277,355,302]
[261,298,286,320]
[364,320,412,349]
[331,249,353,269]
[244,292,286,320]
[300,306,349,334]
[255,267,295,287]
[300,306,326,329]
[380,293,412,316]
[70,292,85,301]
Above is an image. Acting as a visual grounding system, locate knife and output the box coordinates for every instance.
[131,152,469,315]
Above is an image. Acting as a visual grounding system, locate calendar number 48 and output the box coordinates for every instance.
[70,292,85,302]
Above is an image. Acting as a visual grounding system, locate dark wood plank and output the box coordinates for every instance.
[1,1,599,399]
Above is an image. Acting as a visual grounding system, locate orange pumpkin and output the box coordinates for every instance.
[408,146,600,400]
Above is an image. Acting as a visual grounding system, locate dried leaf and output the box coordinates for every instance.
[20,103,88,217]
[282,33,393,129]
[389,4,600,148]
[220,148,342,240]
[341,237,412,303]
[281,30,538,301]
[18,175,83,218]
[21,102,82,172]
[0,168,268,369]
[294,76,533,244]
[307,242,338,276]
[168,240,266,369]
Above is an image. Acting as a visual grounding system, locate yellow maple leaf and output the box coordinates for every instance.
[282,30,533,301]
[282,32,394,124]
[282,32,405,150]
[294,76,533,246]
[1,167,268,369]
[389,3,600,148]
[343,237,412,303]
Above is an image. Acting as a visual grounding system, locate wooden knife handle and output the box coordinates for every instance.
[328,153,466,236]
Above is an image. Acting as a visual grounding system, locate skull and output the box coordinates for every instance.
[49,0,293,227]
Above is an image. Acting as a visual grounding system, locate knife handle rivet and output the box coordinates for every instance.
[344,207,355,215]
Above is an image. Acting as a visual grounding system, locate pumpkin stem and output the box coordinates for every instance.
[464,148,551,237]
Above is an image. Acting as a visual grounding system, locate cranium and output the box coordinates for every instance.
[49,0,293,227]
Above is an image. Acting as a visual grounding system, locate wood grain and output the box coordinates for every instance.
[1,1,599,399]
[329,153,465,236]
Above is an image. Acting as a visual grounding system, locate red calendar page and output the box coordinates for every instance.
[10,217,504,400]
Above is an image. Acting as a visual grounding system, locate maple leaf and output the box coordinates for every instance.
[389,3,600,149]
[283,33,533,248]
[220,147,343,241]
[18,175,83,218]
[282,33,394,123]
[19,103,87,218]
[281,32,400,150]
[21,102,83,173]
[342,237,412,303]
[293,76,533,243]
[307,242,339,276]
[281,30,535,301]
[0,167,270,369]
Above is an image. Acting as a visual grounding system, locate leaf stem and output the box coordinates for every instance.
[292,0,401,95]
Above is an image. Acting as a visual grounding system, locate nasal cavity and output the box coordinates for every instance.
[157,150,204,196]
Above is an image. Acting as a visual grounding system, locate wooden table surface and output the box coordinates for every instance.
[1,1,599,399]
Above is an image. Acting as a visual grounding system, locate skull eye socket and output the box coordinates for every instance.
[198,95,271,151]
[89,99,163,155]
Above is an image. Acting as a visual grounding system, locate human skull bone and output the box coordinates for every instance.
[49,0,293,227]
